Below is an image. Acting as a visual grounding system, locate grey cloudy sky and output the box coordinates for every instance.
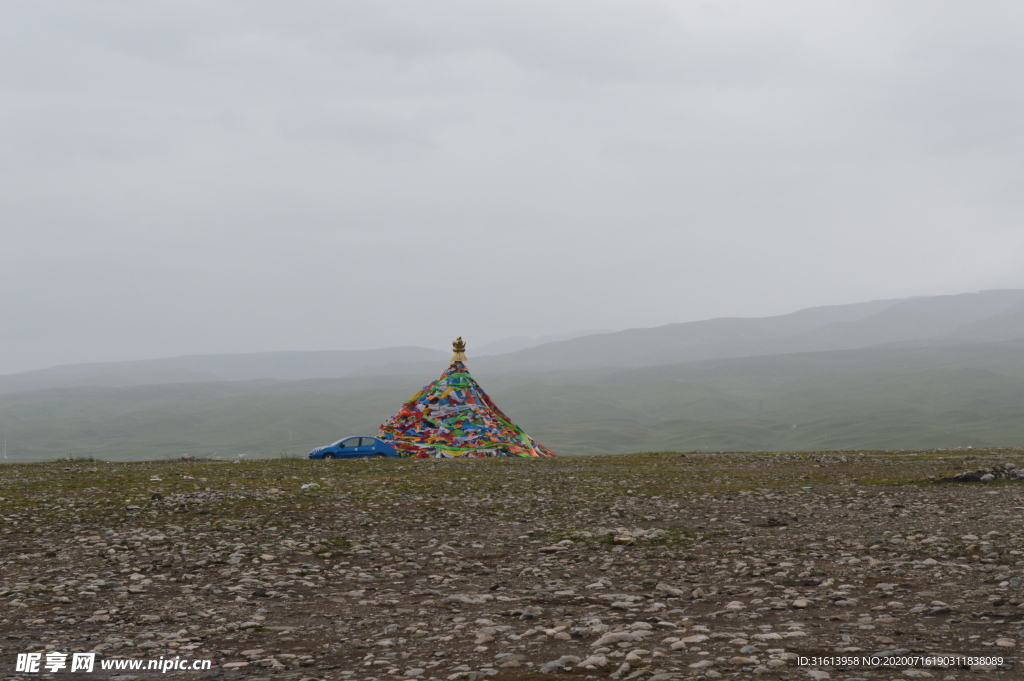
[2,1,1023,374]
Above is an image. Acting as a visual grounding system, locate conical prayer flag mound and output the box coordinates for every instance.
[377,339,555,459]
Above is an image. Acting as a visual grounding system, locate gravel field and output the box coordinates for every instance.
[2,451,1024,681]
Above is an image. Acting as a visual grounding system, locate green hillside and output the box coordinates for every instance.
[4,341,1024,461]
[496,366,1024,454]
[0,380,417,462]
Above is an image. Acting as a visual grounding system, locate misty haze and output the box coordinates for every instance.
[1,1,1024,458]
[1,2,1023,377]
[5,4,1024,678]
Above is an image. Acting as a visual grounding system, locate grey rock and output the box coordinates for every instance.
[577,653,609,668]
[610,662,631,679]
[539,655,581,673]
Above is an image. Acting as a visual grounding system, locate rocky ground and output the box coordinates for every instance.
[2,451,1024,681]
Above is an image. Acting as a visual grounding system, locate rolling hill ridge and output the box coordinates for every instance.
[3,289,1024,460]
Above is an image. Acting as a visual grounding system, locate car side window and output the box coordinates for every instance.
[361,438,376,446]
[341,438,359,448]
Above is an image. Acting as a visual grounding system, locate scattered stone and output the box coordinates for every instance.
[540,655,581,673]
[577,653,609,668]
[3,452,1023,679]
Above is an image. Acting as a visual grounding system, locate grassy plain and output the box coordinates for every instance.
[2,450,1023,679]
[4,361,1024,461]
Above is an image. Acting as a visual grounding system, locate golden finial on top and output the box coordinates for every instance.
[451,336,468,362]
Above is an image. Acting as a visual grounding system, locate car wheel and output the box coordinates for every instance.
[373,452,386,459]
[323,452,335,460]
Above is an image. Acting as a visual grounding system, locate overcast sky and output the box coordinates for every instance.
[2,1,1023,374]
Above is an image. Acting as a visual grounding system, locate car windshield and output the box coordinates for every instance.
[328,439,344,447]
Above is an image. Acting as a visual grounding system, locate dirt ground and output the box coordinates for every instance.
[2,450,1023,681]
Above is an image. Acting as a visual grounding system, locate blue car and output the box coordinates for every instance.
[309,436,399,460]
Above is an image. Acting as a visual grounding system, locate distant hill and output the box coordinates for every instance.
[353,289,1024,378]
[4,289,1024,393]
[473,329,614,355]
[0,347,447,395]
[4,337,1024,461]
[4,289,1024,461]
[462,289,1024,374]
